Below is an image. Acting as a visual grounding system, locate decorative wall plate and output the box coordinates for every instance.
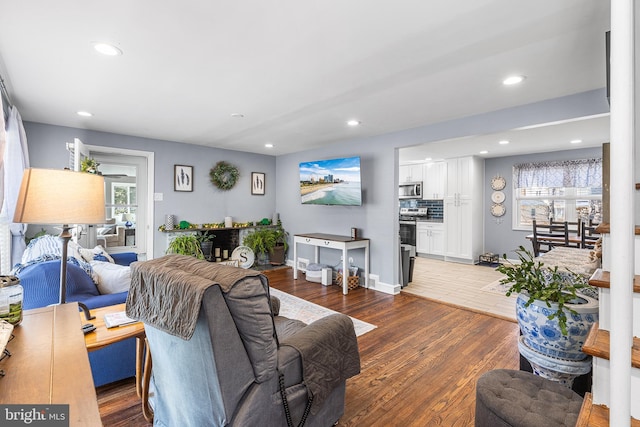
[491,191,506,204]
[490,203,506,217]
[231,246,255,268]
[491,176,506,191]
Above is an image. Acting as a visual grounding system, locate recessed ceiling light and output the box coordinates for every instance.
[230,113,244,118]
[424,157,432,161]
[77,111,93,117]
[502,75,525,86]
[499,140,510,145]
[92,42,122,56]
[265,143,274,148]
[479,150,489,154]
[570,139,583,144]
[346,120,361,126]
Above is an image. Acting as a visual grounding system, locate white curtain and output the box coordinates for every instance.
[1,106,30,267]
[514,158,603,189]
[0,97,5,215]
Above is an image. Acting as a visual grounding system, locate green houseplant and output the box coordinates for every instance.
[166,234,204,259]
[196,232,215,260]
[269,222,289,265]
[243,224,289,265]
[496,245,598,361]
[81,157,100,174]
[496,245,588,334]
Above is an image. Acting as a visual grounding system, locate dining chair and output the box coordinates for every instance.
[581,221,600,249]
[551,219,581,248]
[531,219,569,257]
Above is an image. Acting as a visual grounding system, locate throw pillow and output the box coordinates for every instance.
[21,235,59,263]
[90,261,131,294]
[97,226,115,236]
[79,246,115,264]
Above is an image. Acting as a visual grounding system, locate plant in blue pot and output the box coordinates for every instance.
[496,246,599,361]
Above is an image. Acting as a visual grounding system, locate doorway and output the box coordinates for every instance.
[69,139,154,260]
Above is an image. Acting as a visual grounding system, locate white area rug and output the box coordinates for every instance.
[480,279,517,297]
[270,288,377,337]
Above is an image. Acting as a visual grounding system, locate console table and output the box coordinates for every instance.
[293,233,370,294]
[0,304,102,426]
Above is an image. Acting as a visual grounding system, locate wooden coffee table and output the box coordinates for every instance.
[80,303,153,421]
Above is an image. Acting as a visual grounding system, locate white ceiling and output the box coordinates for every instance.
[0,1,610,156]
[399,114,610,162]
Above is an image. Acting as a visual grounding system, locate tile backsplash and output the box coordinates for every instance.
[399,199,444,221]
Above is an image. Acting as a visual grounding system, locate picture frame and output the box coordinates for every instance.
[174,165,193,192]
[251,172,265,195]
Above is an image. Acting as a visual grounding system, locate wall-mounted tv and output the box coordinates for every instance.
[299,156,362,206]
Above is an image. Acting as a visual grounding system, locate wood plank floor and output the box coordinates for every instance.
[403,257,517,322]
[97,267,520,426]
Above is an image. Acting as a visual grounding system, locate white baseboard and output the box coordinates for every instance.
[368,274,400,295]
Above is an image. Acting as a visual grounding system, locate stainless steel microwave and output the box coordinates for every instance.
[398,182,422,199]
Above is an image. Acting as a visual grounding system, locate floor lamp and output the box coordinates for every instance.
[13,168,105,311]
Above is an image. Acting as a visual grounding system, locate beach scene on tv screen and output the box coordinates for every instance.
[299,156,362,205]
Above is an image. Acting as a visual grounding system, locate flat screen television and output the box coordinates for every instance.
[299,156,362,206]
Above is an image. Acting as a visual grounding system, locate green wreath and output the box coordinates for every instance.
[209,161,239,190]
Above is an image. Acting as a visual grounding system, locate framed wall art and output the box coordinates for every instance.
[251,172,265,195]
[175,165,193,192]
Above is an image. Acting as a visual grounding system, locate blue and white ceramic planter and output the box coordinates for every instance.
[517,336,592,388]
[516,292,599,361]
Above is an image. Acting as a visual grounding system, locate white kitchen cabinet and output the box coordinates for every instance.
[444,156,483,263]
[399,163,423,183]
[423,161,446,199]
[416,222,444,256]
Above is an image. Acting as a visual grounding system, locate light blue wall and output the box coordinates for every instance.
[277,89,610,288]
[23,89,609,288]
[484,146,603,259]
[23,122,277,258]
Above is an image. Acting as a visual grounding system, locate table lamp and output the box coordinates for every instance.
[13,168,105,307]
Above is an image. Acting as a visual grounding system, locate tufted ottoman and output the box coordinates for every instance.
[475,369,584,427]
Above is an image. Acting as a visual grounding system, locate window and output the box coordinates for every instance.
[513,158,603,229]
[108,182,137,221]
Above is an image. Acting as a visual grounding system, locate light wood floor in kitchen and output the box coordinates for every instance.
[402,256,517,322]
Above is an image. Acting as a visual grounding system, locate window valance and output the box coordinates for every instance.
[514,158,602,189]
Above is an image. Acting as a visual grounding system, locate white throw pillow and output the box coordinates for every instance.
[22,235,60,263]
[97,226,115,236]
[67,240,85,262]
[79,246,115,264]
[90,261,131,294]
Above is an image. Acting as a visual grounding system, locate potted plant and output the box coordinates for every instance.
[195,232,215,260]
[243,227,277,265]
[81,157,100,174]
[166,234,205,259]
[269,222,289,265]
[496,245,598,360]
[242,223,290,266]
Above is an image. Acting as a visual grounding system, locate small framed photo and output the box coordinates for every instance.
[251,172,265,195]
[174,165,193,192]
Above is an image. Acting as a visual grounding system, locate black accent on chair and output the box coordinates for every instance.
[581,221,600,249]
[531,219,570,257]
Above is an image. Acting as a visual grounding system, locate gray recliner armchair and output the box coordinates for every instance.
[126,255,360,427]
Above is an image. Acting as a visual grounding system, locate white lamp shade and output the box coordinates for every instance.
[13,168,106,224]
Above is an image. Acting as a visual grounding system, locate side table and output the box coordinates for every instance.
[293,233,370,295]
[82,303,153,422]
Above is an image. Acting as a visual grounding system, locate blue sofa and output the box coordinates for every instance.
[17,252,138,386]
